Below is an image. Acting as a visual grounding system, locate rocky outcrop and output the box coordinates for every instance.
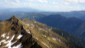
[0,16,42,48]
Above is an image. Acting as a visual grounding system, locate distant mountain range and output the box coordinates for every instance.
[58,11,85,20]
[0,8,85,20]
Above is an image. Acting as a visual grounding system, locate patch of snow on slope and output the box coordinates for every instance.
[1,33,6,38]
[6,35,15,48]
[12,43,22,48]
[17,34,23,39]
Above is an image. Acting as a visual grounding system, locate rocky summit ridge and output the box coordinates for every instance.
[0,16,84,48]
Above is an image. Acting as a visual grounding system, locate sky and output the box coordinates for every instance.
[0,0,85,12]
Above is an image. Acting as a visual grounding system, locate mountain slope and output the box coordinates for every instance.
[0,16,84,48]
[36,14,85,40]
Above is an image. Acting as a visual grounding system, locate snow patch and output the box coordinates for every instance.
[6,36,10,39]
[1,33,6,38]
[0,39,8,45]
[6,35,15,48]
[12,43,22,48]
[17,34,23,39]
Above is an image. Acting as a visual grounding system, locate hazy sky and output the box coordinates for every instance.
[0,0,85,12]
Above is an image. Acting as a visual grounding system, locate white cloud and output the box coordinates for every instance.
[1,0,27,8]
[65,0,85,3]
[0,0,85,11]
[15,0,20,3]
[29,0,48,3]
[79,0,85,3]
[37,0,48,3]
[2,0,49,8]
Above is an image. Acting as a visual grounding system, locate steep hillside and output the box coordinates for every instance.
[0,16,84,48]
[36,14,85,40]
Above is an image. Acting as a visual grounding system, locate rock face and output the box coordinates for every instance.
[0,16,84,48]
[0,16,42,48]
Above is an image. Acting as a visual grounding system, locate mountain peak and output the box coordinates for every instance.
[8,16,18,21]
[11,16,17,19]
[0,16,84,48]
